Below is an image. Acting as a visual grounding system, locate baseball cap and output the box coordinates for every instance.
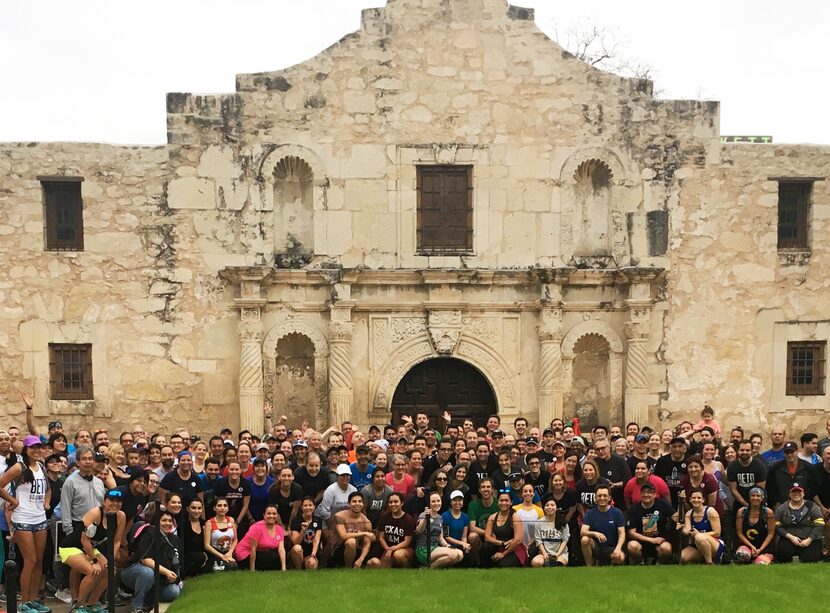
[552,440,566,449]
[570,436,585,446]
[252,457,267,466]
[336,464,351,476]
[22,435,42,447]
[543,428,555,436]
[48,421,63,430]
[639,482,656,492]
[635,434,649,443]
[262,434,276,442]
[355,445,370,454]
[670,436,688,446]
[492,429,505,438]
[372,440,389,451]
[790,482,804,492]
[255,443,269,452]
[783,441,798,453]
[508,471,523,481]
[450,489,465,500]
[525,438,539,446]
[293,440,308,449]
[105,489,123,500]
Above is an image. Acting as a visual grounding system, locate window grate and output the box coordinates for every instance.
[42,181,84,251]
[417,165,473,254]
[49,343,93,400]
[786,341,825,396]
[777,182,811,250]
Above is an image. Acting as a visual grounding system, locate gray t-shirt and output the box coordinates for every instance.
[360,484,393,528]
[415,512,443,549]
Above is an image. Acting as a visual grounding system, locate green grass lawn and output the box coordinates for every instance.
[167,564,825,612]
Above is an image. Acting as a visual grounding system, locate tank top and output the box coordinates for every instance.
[690,506,714,533]
[742,508,768,549]
[61,507,109,550]
[209,516,235,553]
[12,463,47,524]
[492,512,514,542]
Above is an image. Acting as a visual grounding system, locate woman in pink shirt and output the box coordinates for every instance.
[624,460,671,507]
[386,455,415,497]
[234,505,287,571]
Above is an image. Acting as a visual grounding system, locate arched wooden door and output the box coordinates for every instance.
[391,358,497,429]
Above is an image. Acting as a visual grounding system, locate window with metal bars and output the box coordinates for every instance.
[41,178,84,251]
[777,182,812,250]
[49,343,93,400]
[786,341,825,396]
[416,165,473,254]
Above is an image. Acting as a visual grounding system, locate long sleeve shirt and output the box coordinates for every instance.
[60,471,105,535]
[774,501,825,541]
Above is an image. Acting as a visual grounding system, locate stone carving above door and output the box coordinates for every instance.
[428,310,463,355]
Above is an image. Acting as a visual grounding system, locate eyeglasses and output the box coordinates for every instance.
[435,477,448,482]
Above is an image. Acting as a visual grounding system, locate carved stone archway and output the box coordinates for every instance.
[262,319,329,427]
[561,319,624,426]
[372,335,517,415]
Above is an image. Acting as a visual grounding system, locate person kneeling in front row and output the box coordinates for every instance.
[580,485,626,566]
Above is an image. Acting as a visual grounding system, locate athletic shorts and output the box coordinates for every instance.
[415,546,437,566]
[59,547,101,564]
[12,520,48,532]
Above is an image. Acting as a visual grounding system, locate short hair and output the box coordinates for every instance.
[595,485,612,497]
[478,477,494,490]
[387,492,403,504]
[801,432,818,447]
[476,442,491,452]
[413,435,427,444]
[699,426,715,437]
[348,491,363,502]
[513,417,528,427]
[205,457,221,468]
[487,414,501,424]
[75,445,94,460]
[593,425,608,434]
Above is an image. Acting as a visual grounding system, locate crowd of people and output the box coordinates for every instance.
[1,396,829,612]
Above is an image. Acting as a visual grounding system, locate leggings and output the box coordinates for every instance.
[776,537,823,563]
[237,549,281,571]
[479,543,523,568]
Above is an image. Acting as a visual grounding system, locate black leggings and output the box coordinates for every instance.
[479,543,523,568]
[238,550,282,571]
[776,537,823,563]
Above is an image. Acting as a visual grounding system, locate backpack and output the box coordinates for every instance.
[126,521,153,560]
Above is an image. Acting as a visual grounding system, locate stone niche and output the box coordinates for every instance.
[273,332,316,423]
[273,156,314,263]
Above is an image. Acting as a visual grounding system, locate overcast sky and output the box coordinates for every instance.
[1,0,827,145]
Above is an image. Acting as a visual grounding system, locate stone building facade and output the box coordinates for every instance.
[1,0,828,436]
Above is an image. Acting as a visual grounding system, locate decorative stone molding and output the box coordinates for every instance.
[261,318,329,426]
[427,310,462,355]
[538,307,564,425]
[328,306,354,426]
[561,320,624,359]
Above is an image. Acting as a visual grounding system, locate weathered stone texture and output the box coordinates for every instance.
[1,0,827,435]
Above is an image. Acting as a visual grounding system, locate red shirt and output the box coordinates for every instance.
[624,474,671,507]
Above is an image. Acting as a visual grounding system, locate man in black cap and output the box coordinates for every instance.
[538,428,557,466]
[627,433,656,474]
[653,437,689,509]
[766,441,818,508]
[626,481,674,564]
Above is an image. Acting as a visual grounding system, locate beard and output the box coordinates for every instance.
[161,459,175,469]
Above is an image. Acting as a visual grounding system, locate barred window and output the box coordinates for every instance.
[777,182,811,250]
[786,341,825,396]
[40,177,84,251]
[49,343,93,400]
[417,165,473,254]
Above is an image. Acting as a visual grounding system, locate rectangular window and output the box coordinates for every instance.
[777,181,811,250]
[41,178,84,251]
[417,165,473,254]
[786,340,826,396]
[49,343,93,400]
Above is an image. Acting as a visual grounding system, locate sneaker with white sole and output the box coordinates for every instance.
[55,589,73,604]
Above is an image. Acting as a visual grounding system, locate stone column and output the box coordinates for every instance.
[538,307,564,427]
[328,305,354,427]
[624,315,650,427]
[238,307,265,433]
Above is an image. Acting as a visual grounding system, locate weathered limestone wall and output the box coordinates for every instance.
[665,144,830,434]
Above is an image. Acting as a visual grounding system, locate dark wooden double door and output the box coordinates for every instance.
[391,358,496,429]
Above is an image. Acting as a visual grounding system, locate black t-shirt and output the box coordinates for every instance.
[816,465,830,507]
[726,458,767,506]
[490,469,513,492]
[293,467,331,500]
[213,477,251,521]
[542,488,578,518]
[117,484,148,522]
[524,470,550,499]
[626,499,674,540]
[268,482,303,526]
[596,456,631,510]
[466,456,499,494]
[626,454,657,475]
[377,512,416,547]
[160,470,204,506]
[653,455,688,509]
[289,514,322,555]
[575,478,609,512]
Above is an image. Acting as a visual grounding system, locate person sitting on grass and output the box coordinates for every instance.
[441,489,472,562]
[626,482,674,564]
[415,492,463,568]
[680,490,723,565]
[331,491,377,568]
[121,510,182,613]
[480,491,525,568]
[58,489,126,613]
[203,497,238,571]
[530,498,569,567]
[580,485,626,566]
[234,504,287,571]
[376,492,416,568]
[734,487,775,564]
[289,496,322,570]
[774,482,825,563]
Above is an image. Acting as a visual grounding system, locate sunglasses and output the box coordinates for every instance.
[435,477,448,482]
[105,489,123,499]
